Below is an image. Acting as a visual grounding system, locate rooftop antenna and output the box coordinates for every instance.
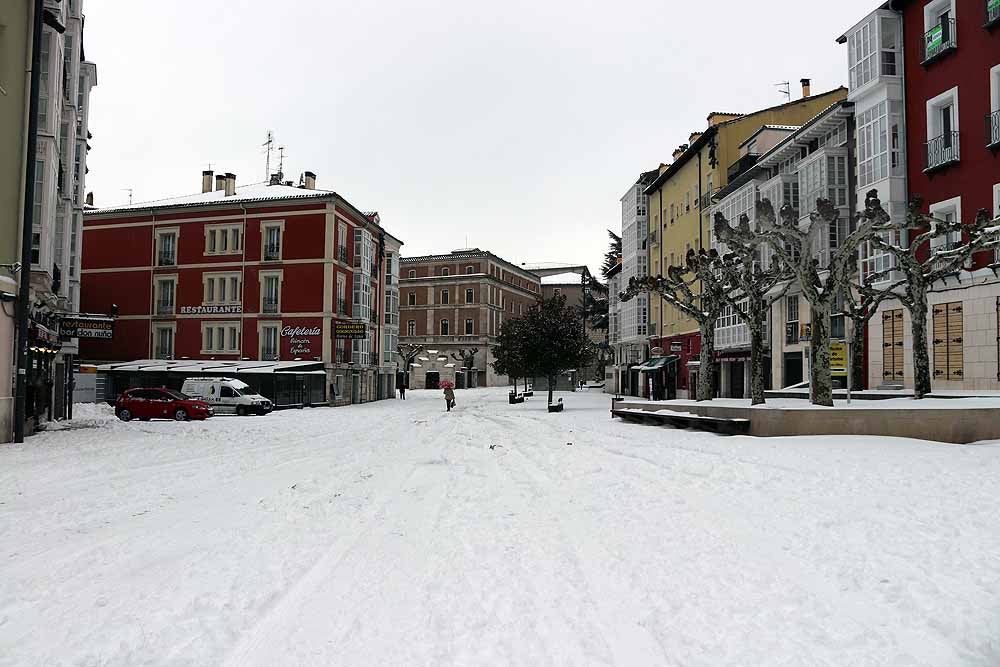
[775,81,790,102]
[262,130,274,180]
[277,146,286,181]
[120,188,133,205]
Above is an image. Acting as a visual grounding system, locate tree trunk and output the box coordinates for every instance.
[809,306,833,406]
[909,291,932,399]
[850,318,866,392]
[547,376,555,405]
[697,320,716,402]
[748,298,766,406]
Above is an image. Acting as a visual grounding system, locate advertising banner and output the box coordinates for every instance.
[334,321,367,340]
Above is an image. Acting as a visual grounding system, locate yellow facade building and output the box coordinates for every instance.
[644,84,847,398]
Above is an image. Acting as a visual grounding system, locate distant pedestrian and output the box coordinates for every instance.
[443,385,455,411]
[396,373,406,400]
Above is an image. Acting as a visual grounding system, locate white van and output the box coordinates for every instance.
[180,377,273,416]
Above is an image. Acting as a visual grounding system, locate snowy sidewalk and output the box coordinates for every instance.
[1,389,999,665]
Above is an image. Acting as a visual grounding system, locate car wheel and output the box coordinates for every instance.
[118,408,132,422]
[174,409,188,421]
[236,406,246,417]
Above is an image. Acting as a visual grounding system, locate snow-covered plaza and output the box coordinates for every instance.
[2,388,999,665]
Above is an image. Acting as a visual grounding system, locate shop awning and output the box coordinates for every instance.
[635,355,678,372]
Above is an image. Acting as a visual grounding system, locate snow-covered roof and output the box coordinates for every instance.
[96,359,325,373]
[541,271,585,285]
[88,183,335,214]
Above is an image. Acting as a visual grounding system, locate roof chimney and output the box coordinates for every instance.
[303,171,316,190]
[202,169,213,193]
[85,192,93,206]
[800,78,811,98]
[215,174,226,191]
[671,144,689,161]
[688,132,703,144]
[224,172,236,197]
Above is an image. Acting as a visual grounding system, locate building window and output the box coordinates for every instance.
[156,229,178,266]
[465,319,474,335]
[261,272,281,313]
[202,321,240,354]
[408,269,416,279]
[262,222,284,260]
[466,266,474,274]
[440,319,450,335]
[785,296,799,345]
[203,273,242,305]
[260,323,279,360]
[932,301,964,381]
[352,337,371,366]
[337,274,347,315]
[337,222,348,263]
[31,161,43,266]
[407,320,416,336]
[880,17,900,76]
[922,0,957,62]
[441,267,449,277]
[858,100,903,188]
[155,277,176,315]
[925,86,960,170]
[465,288,474,303]
[408,291,416,306]
[441,289,450,305]
[37,32,50,131]
[988,65,1000,148]
[353,273,372,321]
[831,292,846,340]
[206,224,242,256]
[153,325,175,359]
[929,197,963,252]
[384,289,398,326]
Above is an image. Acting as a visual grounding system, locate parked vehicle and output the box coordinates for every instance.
[116,388,213,422]
[180,377,273,416]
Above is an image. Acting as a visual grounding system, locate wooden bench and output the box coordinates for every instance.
[508,392,525,404]
[612,408,749,435]
[548,398,564,413]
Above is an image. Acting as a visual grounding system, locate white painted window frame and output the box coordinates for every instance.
[201,320,241,355]
[155,227,179,266]
[259,269,283,313]
[258,320,281,360]
[926,86,959,141]
[202,271,242,305]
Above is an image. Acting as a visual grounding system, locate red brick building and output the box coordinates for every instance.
[80,171,402,404]
[399,249,540,388]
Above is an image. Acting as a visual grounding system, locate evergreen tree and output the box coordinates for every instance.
[491,319,530,393]
[522,295,593,405]
[601,230,622,278]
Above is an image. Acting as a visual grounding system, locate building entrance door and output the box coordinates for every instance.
[783,351,803,388]
[425,371,440,390]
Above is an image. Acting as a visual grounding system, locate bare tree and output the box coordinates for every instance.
[451,348,480,388]
[398,343,424,377]
[860,193,999,398]
[761,198,875,406]
[620,248,729,402]
[713,211,794,405]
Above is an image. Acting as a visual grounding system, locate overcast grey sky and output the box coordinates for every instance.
[84,0,877,276]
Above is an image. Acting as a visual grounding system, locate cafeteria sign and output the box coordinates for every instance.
[60,316,114,339]
[334,321,367,340]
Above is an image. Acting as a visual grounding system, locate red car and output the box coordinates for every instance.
[115,388,214,422]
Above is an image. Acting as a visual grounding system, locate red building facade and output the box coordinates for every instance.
[80,174,402,404]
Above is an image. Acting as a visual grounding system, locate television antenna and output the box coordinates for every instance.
[775,81,790,102]
[262,130,274,179]
[120,188,133,205]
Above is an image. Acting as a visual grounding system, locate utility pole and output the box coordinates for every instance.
[15,0,46,442]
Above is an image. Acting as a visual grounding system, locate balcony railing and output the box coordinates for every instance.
[987,110,1000,148]
[987,0,1000,27]
[156,300,174,315]
[262,298,279,314]
[922,18,957,63]
[263,243,281,261]
[925,131,961,171]
[262,350,278,361]
[726,153,760,183]
[157,252,175,266]
[154,347,173,360]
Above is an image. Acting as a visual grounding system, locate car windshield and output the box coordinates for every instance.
[163,389,189,400]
